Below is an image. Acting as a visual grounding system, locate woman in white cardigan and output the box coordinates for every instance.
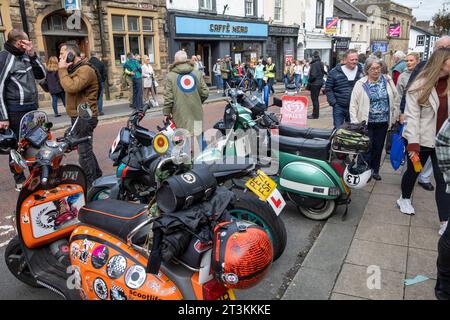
[349,56,399,180]
[142,55,156,102]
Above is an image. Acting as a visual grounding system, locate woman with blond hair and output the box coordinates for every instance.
[396,52,420,105]
[45,56,65,117]
[397,48,450,238]
[141,55,156,103]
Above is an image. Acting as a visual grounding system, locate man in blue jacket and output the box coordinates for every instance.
[325,49,363,128]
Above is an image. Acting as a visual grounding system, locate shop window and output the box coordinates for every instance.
[144,36,155,63]
[113,35,126,65]
[246,0,255,16]
[129,36,140,55]
[274,0,282,21]
[112,15,125,31]
[143,17,153,32]
[315,0,324,28]
[200,0,213,10]
[128,16,140,32]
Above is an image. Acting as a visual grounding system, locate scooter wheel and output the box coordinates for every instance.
[298,199,336,221]
[5,236,42,288]
[87,186,112,201]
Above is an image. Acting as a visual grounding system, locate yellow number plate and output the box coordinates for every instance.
[219,289,236,300]
[245,170,277,202]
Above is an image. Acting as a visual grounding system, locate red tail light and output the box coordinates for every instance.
[331,159,345,177]
[202,279,228,300]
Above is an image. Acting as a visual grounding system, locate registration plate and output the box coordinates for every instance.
[245,170,277,202]
[219,289,236,300]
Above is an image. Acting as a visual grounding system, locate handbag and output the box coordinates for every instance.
[390,123,405,170]
[385,121,401,154]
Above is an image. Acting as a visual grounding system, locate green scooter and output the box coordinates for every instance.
[196,89,351,221]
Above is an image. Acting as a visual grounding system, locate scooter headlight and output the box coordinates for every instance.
[153,133,169,155]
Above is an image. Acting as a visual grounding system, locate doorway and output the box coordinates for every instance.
[196,42,212,85]
[44,36,87,60]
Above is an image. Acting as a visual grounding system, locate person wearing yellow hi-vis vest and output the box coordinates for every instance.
[264,57,276,95]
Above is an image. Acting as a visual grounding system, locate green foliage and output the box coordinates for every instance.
[432,12,450,36]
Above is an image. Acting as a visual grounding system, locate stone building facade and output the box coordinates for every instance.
[1,0,168,102]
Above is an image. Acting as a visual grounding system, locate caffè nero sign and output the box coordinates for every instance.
[175,16,268,38]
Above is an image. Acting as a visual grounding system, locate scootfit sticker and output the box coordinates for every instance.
[93,278,108,300]
[125,265,147,289]
[91,245,109,269]
[267,188,286,216]
[177,73,197,93]
[106,255,127,279]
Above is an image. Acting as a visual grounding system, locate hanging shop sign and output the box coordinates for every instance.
[389,23,401,37]
[325,17,339,35]
[63,0,81,11]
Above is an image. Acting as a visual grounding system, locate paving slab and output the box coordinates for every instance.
[333,263,405,300]
[404,274,437,300]
[282,267,337,300]
[361,194,410,226]
[329,293,369,300]
[407,247,438,280]
[372,182,403,196]
[409,226,440,251]
[345,239,408,273]
[354,220,409,247]
[328,189,369,227]
[379,165,403,176]
[410,204,440,230]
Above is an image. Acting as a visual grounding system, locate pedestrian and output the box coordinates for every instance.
[163,50,208,151]
[373,51,389,75]
[89,52,107,116]
[349,56,399,181]
[123,53,143,110]
[80,52,86,60]
[399,37,450,192]
[141,55,156,103]
[255,59,265,93]
[283,60,293,91]
[435,118,450,300]
[197,55,206,77]
[220,55,232,96]
[358,53,367,71]
[293,60,303,92]
[0,29,46,189]
[123,53,134,108]
[396,47,450,237]
[396,52,420,103]
[391,50,407,86]
[213,58,222,93]
[302,62,310,88]
[264,57,276,95]
[307,51,326,119]
[58,42,103,187]
[45,56,65,117]
[232,63,242,87]
[325,49,364,128]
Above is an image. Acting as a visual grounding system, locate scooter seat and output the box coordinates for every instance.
[273,135,331,161]
[78,199,148,242]
[278,125,334,140]
[194,157,255,183]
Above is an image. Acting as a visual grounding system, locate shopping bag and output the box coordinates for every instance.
[390,123,405,170]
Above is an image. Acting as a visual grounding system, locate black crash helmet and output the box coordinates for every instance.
[0,128,17,155]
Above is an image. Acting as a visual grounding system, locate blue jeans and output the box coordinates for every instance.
[268,78,275,94]
[132,77,143,110]
[294,74,301,89]
[256,78,263,92]
[51,92,66,115]
[97,82,104,113]
[215,74,223,89]
[284,75,290,89]
[332,105,350,128]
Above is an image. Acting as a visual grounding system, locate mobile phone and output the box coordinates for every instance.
[66,52,75,63]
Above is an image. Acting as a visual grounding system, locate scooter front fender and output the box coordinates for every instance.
[279,160,342,199]
[91,175,120,199]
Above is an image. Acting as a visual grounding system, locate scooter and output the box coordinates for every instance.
[5,107,273,300]
[200,88,351,220]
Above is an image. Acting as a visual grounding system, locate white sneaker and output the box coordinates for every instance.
[397,197,415,215]
[439,221,448,236]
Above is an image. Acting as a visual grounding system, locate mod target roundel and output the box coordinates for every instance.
[177,73,197,93]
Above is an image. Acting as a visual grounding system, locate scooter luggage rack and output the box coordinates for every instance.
[126,217,155,258]
[330,136,364,156]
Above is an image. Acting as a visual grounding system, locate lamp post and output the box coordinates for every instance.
[19,0,30,36]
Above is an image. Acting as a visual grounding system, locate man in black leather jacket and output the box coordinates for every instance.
[0,29,46,188]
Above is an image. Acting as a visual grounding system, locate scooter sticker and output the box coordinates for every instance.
[181,173,196,184]
[79,289,88,300]
[106,255,127,279]
[267,188,286,216]
[79,239,94,264]
[93,277,108,300]
[110,284,127,300]
[125,265,147,289]
[91,245,109,269]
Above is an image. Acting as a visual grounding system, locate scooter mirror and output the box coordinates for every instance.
[77,103,93,120]
[272,97,282,107]
[10,149,27,170]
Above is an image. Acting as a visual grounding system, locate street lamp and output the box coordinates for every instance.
[19,0,29,36]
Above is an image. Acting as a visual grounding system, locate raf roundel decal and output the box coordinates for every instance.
[177,73,197,93]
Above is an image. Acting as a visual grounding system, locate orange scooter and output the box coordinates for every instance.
[5,106,273,300]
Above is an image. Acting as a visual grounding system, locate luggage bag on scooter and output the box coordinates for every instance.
[332,128,370,154]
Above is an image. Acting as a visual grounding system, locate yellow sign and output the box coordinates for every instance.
[245,170,277,202]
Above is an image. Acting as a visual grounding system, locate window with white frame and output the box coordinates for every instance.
[274,0,282,21]
[200,0,212,10]
[416,35,425,46]
[246,0,255,16]
[315,0,324,28]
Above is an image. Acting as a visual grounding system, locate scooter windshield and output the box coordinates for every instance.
[19,111,48,141]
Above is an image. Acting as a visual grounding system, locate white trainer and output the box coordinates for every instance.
[439,221,448,236]
[397,197,415,215]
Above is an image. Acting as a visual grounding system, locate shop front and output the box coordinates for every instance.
[331,36,350,68]
[167,12,268,86]
[265,25,299,81]
[299,32,332,67]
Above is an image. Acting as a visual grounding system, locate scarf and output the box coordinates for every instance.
[4,41,25,57]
